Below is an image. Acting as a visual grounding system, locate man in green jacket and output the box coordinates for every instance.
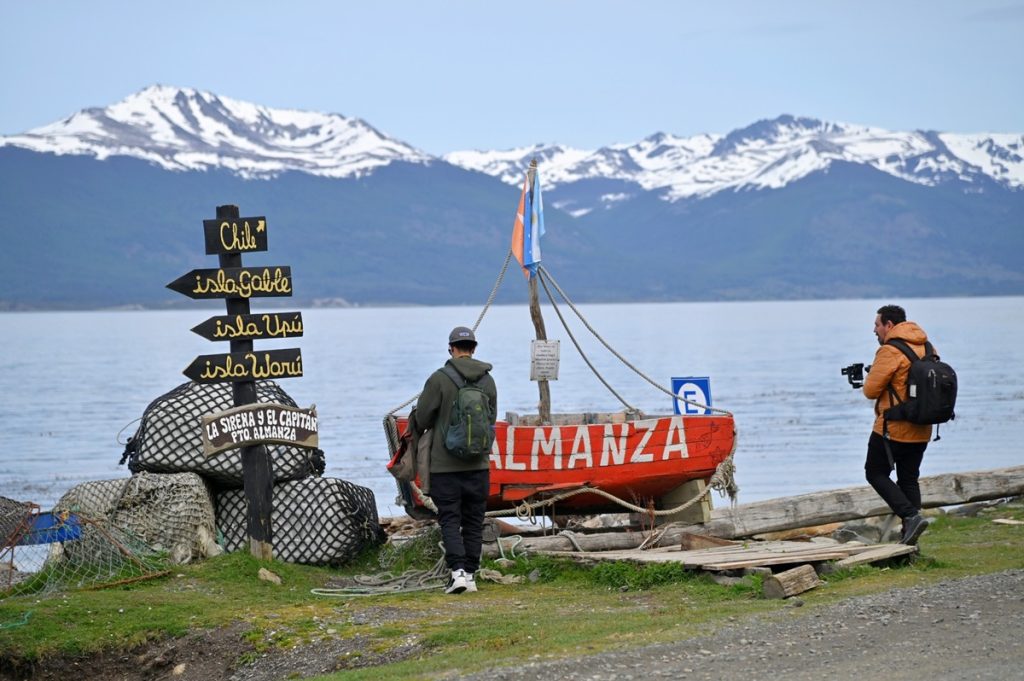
[411,326,497,594]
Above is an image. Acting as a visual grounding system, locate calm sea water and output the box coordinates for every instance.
[1,297,1021,518]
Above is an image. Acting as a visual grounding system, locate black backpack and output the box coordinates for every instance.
[440,365,495,460]
[883,339,957,426]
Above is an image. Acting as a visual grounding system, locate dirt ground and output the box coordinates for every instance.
[2,570,1021,681]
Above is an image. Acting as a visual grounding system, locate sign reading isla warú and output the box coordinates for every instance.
[183,348,303,383]
[191,312,304,342]
[203,216,268,255]
[202,403,318,456]
[166,267,292,300]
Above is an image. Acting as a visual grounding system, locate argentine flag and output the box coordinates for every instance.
[511,164,546,279]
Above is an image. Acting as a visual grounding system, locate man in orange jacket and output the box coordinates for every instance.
[862,304,931,545]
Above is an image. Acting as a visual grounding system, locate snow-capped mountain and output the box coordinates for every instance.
[445,115,1024,211]
[0,85,431,179]
[2,87,1021,210]
[3,88,1022,309]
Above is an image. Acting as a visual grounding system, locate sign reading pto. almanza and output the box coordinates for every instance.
[202,403,318,456]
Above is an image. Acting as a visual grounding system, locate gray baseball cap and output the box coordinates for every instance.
[448,326,477,345]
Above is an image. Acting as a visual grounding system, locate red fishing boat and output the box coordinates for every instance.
[385,160,737,518]
[391,411,735,514]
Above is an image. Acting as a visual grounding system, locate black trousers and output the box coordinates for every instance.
[428,469,489,573]
[864,431,928,519]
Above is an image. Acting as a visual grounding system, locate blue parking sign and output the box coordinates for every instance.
[672,377,712,415]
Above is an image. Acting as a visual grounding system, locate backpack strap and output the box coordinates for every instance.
[885,338,920,364]
[440,364,467,389]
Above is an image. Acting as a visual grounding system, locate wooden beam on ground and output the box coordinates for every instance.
[831,543,917,569]
[703,465,1024,539]
[530,539,909,572]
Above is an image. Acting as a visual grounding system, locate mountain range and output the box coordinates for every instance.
[1,85,1022,309]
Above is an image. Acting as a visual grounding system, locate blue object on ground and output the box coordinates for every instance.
[16,512,82,545]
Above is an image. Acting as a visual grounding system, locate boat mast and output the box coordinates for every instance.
[526,159,552,424]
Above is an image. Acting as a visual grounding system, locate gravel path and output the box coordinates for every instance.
[466,569,1024,681]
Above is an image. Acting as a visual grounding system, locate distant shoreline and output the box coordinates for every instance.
[3,292,1022,313]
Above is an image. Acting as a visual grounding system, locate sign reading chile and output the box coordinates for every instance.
[671,376,712,415]
[203,216,268,254]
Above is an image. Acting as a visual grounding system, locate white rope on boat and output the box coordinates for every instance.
[535,268,636,412]
[537,264,734,417]
[485,450,737,521]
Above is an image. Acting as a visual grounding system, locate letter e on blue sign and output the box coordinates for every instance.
[671,377,712,415]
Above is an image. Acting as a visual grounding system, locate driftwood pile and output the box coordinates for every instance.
[483,465,1024,599]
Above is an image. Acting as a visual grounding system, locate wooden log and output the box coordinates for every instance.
[762,564,820,599]
[482,465,1024,557]
[704,465,1024,539]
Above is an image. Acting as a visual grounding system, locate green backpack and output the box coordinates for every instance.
[441,365,495,459]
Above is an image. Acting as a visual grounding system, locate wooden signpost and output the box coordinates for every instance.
[168,204,313,561]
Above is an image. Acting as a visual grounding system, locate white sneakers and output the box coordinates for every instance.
[444,569,478,594]
[445,569,468,594]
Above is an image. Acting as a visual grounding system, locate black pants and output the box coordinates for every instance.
[428,469,489,573]
[864,431,928,519]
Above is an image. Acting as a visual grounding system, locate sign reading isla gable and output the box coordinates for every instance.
[167,267,292,300]
[202,403,318,457]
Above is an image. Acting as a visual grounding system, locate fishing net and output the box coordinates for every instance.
[54,472,221,564]
[120,380,325,487]
[1,498,168,600]
[215,477,385,566]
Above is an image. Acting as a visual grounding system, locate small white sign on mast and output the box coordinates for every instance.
[530,340,560,381]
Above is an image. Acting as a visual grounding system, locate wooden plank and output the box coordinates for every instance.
[680,532,738,551]
[763,564,821,599]
[704,553,848,570]
[833,544,917,568]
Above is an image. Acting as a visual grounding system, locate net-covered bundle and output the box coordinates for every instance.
[55,472,222,564]
[121,380,325,487]
[215,478,384,565]
[1,498,167,600]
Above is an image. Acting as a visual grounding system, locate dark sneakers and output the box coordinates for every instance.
[444,569,468,594]
[900,514,928,545]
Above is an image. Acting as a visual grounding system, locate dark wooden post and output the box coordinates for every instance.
[526,161,552,424]
[216,204,274,560]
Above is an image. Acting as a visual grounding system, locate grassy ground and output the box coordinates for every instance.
[1,502,1022,679]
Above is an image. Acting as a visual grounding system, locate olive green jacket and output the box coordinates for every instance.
[412,356,497,473]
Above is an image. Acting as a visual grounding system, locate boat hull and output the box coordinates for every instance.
[394,414,735,513]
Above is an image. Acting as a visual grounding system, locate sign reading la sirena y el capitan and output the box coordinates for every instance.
[202,402,319,457]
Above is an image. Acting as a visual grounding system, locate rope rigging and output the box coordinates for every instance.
[381,244,740,524]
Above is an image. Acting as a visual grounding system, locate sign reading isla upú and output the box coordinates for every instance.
[202,402,318,457]
[203,216,268,255]
[184,348,303,383]
[166,267,292,300]
[191,312,304,342]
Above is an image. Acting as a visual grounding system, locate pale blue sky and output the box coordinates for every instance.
[2,1,1022,155]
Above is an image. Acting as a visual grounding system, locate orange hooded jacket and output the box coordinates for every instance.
[862,321,934,443]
